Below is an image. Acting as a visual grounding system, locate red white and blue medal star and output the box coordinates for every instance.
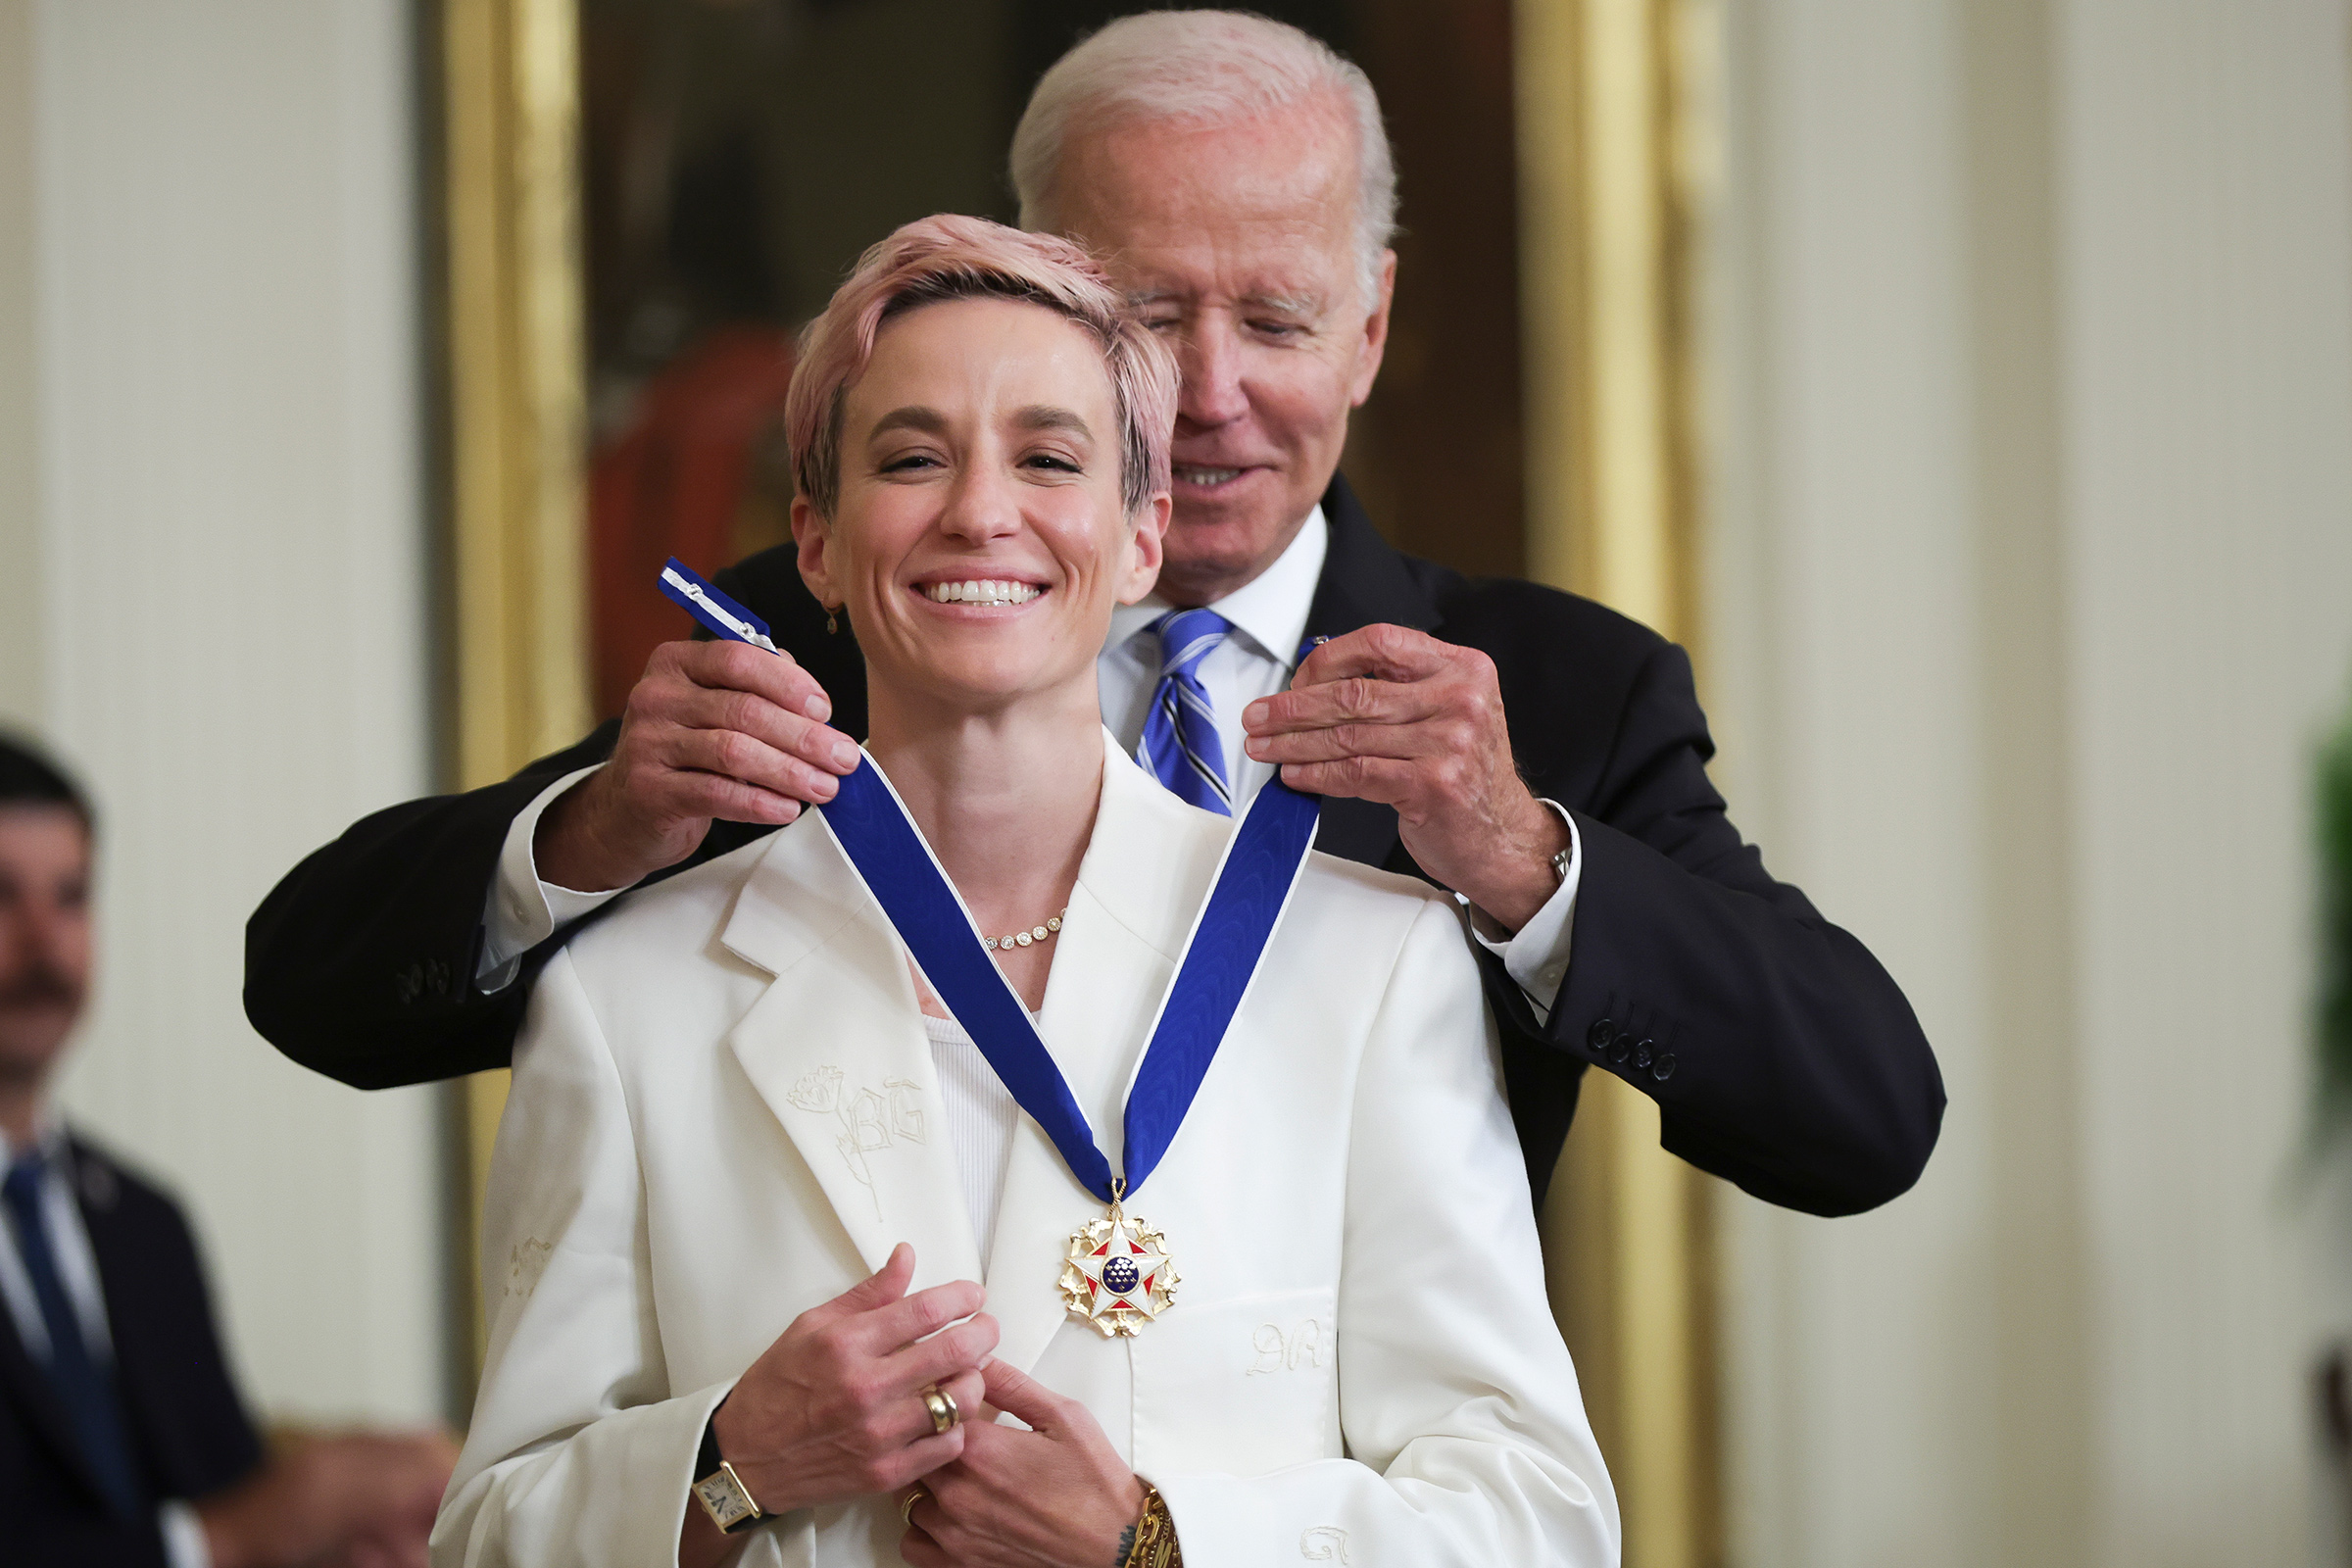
[1059,1199,1178,1338]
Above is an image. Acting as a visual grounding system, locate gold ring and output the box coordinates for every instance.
[900,1483,931,1527]
[921,1385,959,1434]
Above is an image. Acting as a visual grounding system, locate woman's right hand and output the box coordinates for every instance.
[710,1244,995,1517]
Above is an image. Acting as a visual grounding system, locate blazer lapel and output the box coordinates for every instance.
[1302,473,1445,641]
[1299,474,1445,872]
[718,816,984,1290]
[985,736,1227,1374]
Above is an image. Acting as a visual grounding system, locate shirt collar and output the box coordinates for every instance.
[3,1114,65,1171]
[1107,505,1330,669]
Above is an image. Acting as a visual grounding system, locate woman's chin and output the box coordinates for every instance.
[872,643,1095,716]
[865,594,1106,710]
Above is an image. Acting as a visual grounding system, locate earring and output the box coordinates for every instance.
[826,607,840,636]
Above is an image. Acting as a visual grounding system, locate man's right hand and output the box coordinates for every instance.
[536,638,861,894]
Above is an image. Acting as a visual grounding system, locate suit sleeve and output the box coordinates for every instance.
[14,1516,172,1568]
[1473,640,1945,1216]
[431,949,733,1568]
[1153,900,1619,1567]
[242,552,848,1093]
[243,721,622,1089]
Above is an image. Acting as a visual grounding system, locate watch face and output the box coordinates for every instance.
[694,1471,759,1531]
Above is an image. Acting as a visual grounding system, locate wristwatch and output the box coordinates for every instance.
[691,1408,766,1535]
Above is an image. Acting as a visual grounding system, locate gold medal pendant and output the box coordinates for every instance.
[1058,1190,1178,1338]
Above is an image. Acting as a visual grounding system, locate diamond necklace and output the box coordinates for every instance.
[981,907,1068,953]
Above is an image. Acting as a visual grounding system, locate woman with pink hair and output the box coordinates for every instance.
[434,215,1615,1568]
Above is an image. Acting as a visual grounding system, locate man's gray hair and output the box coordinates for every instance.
[1010,10,1398,304]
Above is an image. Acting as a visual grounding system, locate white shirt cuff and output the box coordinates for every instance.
[1468,801,1581,1024]
[475,764,626,993]
[160,1499,213,1568]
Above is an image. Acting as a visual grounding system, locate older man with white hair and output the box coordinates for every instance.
[251,11,1941,1220]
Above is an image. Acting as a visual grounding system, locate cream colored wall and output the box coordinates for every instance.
[2060,5,2352,1557]
[1710,1,2352,1564]
[0,0,37,730]
[3,0,444,1425]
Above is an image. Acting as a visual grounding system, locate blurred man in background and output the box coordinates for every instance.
[0,736,453,1567]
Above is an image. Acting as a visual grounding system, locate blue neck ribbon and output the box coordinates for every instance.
[653,555,1324,1202]
[818,753,1319,1203]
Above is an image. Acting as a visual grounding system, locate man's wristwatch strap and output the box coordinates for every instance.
[1540,798,1576,888]
[691,1408,766,1535]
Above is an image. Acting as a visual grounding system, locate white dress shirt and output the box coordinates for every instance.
[2,1121,212,1568]
[922,1011,1019,1269]
[477,507,1582,1016]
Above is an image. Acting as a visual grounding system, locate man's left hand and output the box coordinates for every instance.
[1243,624,1569,934]
[899,1359,1144,1568]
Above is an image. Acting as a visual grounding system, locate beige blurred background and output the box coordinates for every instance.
[2,3,2350,1565]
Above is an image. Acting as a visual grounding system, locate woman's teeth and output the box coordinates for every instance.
[923,579,1042,607]
[1175,465,1245,487]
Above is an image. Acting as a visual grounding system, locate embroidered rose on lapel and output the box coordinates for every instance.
[787,1066,845,1113]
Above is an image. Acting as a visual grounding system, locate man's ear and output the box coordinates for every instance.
[791,496,841,610]
[1117,491,1171,605]
[1348,249,1398,410]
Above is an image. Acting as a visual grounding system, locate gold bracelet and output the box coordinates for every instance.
[1119,1483,1180,1568]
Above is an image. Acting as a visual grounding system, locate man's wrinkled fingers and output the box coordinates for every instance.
[1245,675,1441,736]
[664,727,843,805]
[670,772,803,827]
[1277,756,1418,804]
[1244,721,1438,766]
[1295,623,1450,686]
[681,636,827,707]
[672,684,858,775]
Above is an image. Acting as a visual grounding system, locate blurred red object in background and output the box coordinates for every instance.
[588,322,796,718]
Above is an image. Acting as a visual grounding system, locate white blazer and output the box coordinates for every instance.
[435,733,1618,1568]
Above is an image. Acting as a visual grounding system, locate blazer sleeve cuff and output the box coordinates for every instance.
[433,1377,738,1566]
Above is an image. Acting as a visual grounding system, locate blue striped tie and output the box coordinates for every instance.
[3,1152,142,1520]
[1139,609,1233,814]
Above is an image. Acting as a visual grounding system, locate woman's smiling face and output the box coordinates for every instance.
[796,295,1167,715]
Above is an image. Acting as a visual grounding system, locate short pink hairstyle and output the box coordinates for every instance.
[785,214,1178,521]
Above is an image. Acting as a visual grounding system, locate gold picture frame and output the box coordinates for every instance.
[436,0,591,1377]
[1519,2,1723,1565]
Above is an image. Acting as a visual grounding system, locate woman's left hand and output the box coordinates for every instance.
[899,1359,1146,1568]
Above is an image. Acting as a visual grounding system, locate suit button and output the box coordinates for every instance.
[1587,1017,1618,1052]
[1633,1040,1654,1070]
[1652,1053,1677,1081]
[1608,1036,1632,1066]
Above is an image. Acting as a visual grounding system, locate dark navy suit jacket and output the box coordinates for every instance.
[1,1134,262,1566]
[247,475,1944,1214]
